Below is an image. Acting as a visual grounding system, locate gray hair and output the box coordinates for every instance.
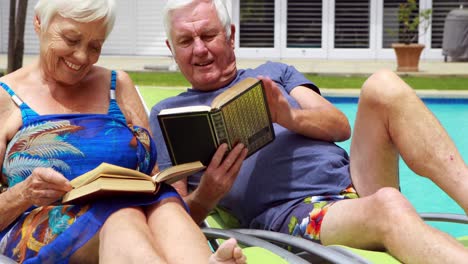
[34,0,116,38]
[163,0,232,49]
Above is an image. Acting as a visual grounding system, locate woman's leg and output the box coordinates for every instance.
[99,206,166,264]
[145,197,245,264]
[69,234,99,264]
[71,206,166,264]
[71,198,245,264]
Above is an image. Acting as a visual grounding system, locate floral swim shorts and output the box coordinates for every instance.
[279,185,358,242]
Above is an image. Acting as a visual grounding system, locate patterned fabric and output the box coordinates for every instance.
[283,185,358,242]
[0,71,180,263]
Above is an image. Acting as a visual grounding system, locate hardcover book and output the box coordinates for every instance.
[62,161,205,204]
[158,77,275,165]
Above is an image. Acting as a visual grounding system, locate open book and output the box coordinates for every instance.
[158,77,275,165]
[62,161,205,204]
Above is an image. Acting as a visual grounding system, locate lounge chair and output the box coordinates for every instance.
[203,206,468,263]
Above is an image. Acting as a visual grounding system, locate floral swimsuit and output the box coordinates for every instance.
[0,71,180,263]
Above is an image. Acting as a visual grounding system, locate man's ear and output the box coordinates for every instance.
[229,24,236,49]
[166,40,173,54]
[33,15,41,34]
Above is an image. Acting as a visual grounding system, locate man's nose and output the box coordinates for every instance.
[193,38,208,55]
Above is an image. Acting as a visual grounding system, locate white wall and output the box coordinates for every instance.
[0,0,170,56]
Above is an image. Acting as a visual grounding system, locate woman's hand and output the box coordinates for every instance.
[19,167,73,207]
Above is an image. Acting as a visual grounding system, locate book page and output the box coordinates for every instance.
[63,177,156,204]
[211,77,260,108]
[71,163,153,188]
[153,161,205,184]
[159,105,212,115]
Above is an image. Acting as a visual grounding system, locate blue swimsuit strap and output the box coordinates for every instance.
[0,70,127,123]
[0,82,38,122]
[108,70,127,122]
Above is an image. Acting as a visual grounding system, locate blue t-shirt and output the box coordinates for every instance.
[150,61,351,231]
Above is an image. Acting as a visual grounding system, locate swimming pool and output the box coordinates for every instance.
[327,97,468,238]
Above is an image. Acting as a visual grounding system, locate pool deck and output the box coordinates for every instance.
[322,88,468,99]
[2,54,468,97]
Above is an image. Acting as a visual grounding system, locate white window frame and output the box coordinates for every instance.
[327,0,378,59]
[279,0,329,59]
[233,0,444,60]
[232,0,281,58]
[422,0,444,60]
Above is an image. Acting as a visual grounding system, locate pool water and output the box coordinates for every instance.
[328,97,468,238]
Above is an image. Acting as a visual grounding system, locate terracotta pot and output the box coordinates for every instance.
[392,43,425,72]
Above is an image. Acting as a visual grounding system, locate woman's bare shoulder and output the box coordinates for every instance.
[0,78,22,146]
[0,76,16,113]
[114,70,133,89]
[85,65,111,82]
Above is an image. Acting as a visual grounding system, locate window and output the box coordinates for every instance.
[287,0,322,48]
[334,0,370,48]
[239,0,275,48]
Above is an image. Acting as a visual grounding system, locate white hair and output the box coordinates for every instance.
[163,0,232,49]
[34,0,116,38]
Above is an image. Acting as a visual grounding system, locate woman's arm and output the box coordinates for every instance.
[0,89,72,231]
[0,168,73,231]
[0,88,27,231]
[114,70,161,175]
[114,70,150,130]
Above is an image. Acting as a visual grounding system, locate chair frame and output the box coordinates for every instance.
[203,212,468,263]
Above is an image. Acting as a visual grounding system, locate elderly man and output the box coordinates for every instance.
[150,0,468,263]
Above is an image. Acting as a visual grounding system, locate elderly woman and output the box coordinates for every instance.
[0,0,246,263]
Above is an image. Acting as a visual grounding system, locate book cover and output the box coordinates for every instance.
[62,161,205,204]
[158,77,275,166]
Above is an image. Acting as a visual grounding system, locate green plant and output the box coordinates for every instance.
[397,0,432,44]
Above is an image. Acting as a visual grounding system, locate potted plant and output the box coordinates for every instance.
[391,0,432,72]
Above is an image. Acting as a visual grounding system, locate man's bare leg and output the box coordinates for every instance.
[321,188,468,263]
[350,69,468,214]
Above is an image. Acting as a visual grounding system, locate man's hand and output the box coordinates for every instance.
[190,143,248,221]
[260,75,350,142]
[18,167,72,207]
[259,76,294,126]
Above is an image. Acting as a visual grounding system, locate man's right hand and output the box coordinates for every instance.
[189,143,247,223]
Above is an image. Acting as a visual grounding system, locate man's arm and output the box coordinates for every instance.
[172,143,247,224]
[261,76,351,142]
